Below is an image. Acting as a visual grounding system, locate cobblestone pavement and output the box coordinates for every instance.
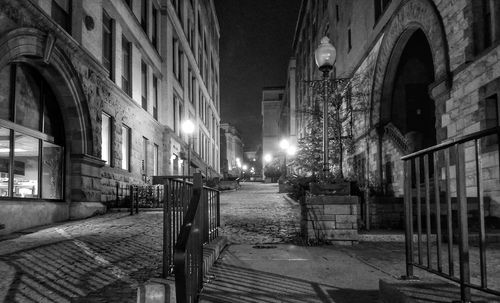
[219,182,302,244]
[0,212,165,303]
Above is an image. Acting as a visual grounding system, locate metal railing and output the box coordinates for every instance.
[401,126,500,301]
[173,173,221,303]
[159,176,194,277]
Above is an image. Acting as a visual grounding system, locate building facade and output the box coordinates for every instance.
[220,122,243,178]
[289,0,500,223]
[0,0,220,234]
[261,86,284,176]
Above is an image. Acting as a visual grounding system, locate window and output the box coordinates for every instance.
[153,143,159,175]
[121,125,130,171]
[348,28,352,51]
[52,0,71,33]
[473,0,500,54]
[103,10,113,79]
[142,137,148,175]
[0,64,64,199]
[141,0,148,34]
[101,113,112,165]
[374,0,391,23]
[122,36,132,96]
[173,96,179,134]
[173,38,181,81]
[153,76,158,120]
[152,6,159,49]
[336,5,339,22]
[188,69,193,102]
[141,61,148,110]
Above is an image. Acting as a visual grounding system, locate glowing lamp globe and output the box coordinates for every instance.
[315,36,336,73]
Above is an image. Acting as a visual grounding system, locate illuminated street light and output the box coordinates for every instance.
[279,138,290,150]
[287,145,297,156]
[181,119,195,175]
[263,154,272,163]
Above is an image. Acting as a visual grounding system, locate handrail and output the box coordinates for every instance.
[401,125,500,301]
[402,126,500,160]
[384,122,409,154]
[174,185,203,303]
[173,173,207,303]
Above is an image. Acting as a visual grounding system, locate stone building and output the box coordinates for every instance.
[0,0,220,234]
[220,122,243,178]
[261,86,284,177]
[288,0,500,226]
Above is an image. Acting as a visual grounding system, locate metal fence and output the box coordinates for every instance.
[172,173,220,303]
[401,126,500,301]
[108,183,164,211]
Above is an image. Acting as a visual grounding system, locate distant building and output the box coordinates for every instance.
[290,0,500,226]
[279,59,298,149]
[0,0,220,234]
[220,123,243,178]
[262,86,285,177]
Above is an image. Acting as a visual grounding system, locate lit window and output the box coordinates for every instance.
[101,113,112,165]
[121,125,130,171]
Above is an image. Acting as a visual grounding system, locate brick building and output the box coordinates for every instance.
[0,0,220,234]
[220,122,244,178]
[286,0,500,226]
[262,86,284,177]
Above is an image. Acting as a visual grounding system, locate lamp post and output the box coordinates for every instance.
[279,139,289,177]
[314,36,336,179]
[181,119,195,175]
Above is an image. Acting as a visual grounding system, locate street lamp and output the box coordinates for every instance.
[314,36,336,179]
[181,119,195,175]
[279,138,297,177]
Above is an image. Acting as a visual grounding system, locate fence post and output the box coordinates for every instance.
[403,159,417,279]
[163,183,170,278]
[455,143,472,302]
[130,185,134,216]
[135,187,139,214]
[115,182,119,208]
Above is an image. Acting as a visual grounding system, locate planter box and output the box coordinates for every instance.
[301,193,359,245]
[309,182,351,196]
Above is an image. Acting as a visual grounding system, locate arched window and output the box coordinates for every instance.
[0,63,64,199]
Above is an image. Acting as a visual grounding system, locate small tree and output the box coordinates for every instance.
[292,75,369,180]
[263,158,283,182]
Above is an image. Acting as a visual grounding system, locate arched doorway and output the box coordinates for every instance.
[0,63,65,199]
[390,29,436,151]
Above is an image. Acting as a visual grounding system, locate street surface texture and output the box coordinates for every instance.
[0,212,164,303]
[219,182,302,244]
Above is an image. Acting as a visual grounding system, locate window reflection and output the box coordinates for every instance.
[13,133,39,198]
[15,65,41,131]
[0,128,10,197]
[42,141,63,199]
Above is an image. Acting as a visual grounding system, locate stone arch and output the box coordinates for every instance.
[371,0,450,126]
[0,27,94,156]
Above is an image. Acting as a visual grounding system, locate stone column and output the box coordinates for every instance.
[69,154,106,219]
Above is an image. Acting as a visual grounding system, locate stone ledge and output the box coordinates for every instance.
[379,278,494,303]
[306,195,359,205]
[69,202,106,220]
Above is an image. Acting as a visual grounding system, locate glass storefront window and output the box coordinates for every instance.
[0,128,10,197]
[13,133,39,198]
[42,141,63,199]
[0,63,64,200]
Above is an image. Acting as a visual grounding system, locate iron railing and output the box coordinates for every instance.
[173,173,221,303]
[401,126,500,301]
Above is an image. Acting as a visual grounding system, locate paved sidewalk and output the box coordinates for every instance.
[219,183,301,244]
[0,212,164,303]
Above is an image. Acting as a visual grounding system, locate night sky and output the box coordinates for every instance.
[214,0,301,151]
